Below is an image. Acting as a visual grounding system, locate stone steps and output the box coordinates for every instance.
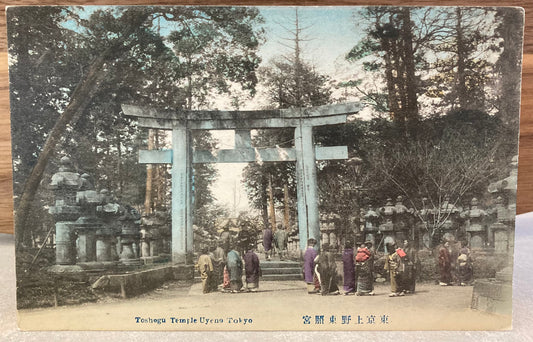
[194,259,303,282]
[261,273,303,281]
[261,267,301,275]
[260,260,302,280]
[260,260,300,268]
[260,260,301,280]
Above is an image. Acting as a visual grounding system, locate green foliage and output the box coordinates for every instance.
[345,7,518,125]
[310,108,516,244]
[424,8,499,112]
[259,57,331,109]
[493,7,523,129]
[346,7,420,124]
[346,39,381,60]
[8,6,265,245]
[365,110,515,238]
[8,7,88,192]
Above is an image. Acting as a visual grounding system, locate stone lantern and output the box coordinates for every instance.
[95,189,123,264]
[393,195,412,242]
[139,222,152,260]
[363,205,380,248]
[487,155,518,253]
[318,213,340,250]
[75,181,103,263]
[440,196,461,242]
[417,198,434,249]
[461,198,487,249]
[471,155,517,316]
[118,205,141,265]
[489,197,510,252]
[139,212,165,263]
[155,210,171,257]
[379,198,396,252]
[49,156,81,265]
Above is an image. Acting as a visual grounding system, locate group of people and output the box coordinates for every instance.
[437,240,473,286]
[197,222,295,294]
[198,226,473,296]
[262,224,289,261]
[303,238,420,297]
[196,229,262,294]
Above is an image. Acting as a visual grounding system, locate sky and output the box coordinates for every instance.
[257,7,361,74]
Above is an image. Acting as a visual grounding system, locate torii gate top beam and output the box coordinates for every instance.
[122,102,363,130]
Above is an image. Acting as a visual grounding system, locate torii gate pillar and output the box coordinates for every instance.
[171,125,193,264]
[295,124,320,250]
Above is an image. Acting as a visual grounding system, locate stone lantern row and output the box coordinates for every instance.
[49,156,151,267]
[353,194,515,251]
[353,156,518,251]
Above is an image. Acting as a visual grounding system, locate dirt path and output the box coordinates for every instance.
[17,281,509,331]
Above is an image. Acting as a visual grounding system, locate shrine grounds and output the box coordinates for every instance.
[13,239,513,331]
[17,279,510,331]
[5,217,533,342]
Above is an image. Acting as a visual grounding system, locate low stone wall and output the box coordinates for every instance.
[92,265,194,298]
[471,279,512,316]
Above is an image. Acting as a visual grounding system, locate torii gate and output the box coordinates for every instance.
[122,102,362,264]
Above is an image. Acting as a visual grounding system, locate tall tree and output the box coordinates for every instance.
[425,8,499,113]
[347,7,421,129]
[494,7,524,129]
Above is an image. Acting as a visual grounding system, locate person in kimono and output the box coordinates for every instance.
[402,239,419,293]
[315,243,340,295]
[456,240,473,286]
[197,246,214,294]
[211,241,226,289]
[384,242,405,297]
[342,241,356,295]
[236,222,255,257]
[262,226,274,261]
[220,225,232,253]
[244,247,261,291]
[303,238,319,294]
[274,224,289,261]
[356,241,375,296]
[438,240,453,286]
[226,246,243,293]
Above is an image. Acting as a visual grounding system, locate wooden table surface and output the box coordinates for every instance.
[0,1,531,234]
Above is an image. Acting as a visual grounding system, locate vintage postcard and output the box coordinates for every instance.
[7,5,523,330]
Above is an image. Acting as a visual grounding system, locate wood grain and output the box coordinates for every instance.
[0,1,531,234]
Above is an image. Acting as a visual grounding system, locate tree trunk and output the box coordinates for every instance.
[144,129,155,214]
[455,8,468,110]
[496,8,523,128]
[382,35,400,122]
[284,184,290,229]
[14,53,109,249]
[401,8,419,124]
